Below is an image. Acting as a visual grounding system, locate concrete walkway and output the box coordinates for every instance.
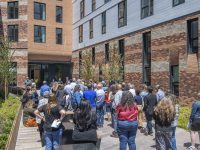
[98,121,192,150]
[15,114,42,150]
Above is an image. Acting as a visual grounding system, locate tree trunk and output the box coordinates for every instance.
[4,78,7,100]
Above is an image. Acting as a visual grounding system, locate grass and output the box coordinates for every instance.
[178,106,191,130]
[0,96,20,149]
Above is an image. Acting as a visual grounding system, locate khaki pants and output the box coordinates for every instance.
[137,105,143,127]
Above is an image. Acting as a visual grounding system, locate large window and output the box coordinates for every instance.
[173,0,185,6]
[56,6,63,23]
[119,39,125,80]
[34,2,46,20]
[92,47,95,65]
[170,65,179,96]
[34,25,46,43]
[105,0,111,3]
[118,0,127,27]
[56,28,62,44]
[80,0,85,19]
[141,0,153,19]
[89,19,93,39]
[188,18,198,54]
[79,51,82,78]
[8,1,18,19]
[105,43,109,63]
[92,0,96,12]
[102,11,106,34]
[143,32,151,86]
[8,25,18,42]
[79,25,83,43]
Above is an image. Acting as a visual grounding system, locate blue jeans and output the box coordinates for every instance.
[117,120,138,150]
[45,128,62,150]
[171,127,177,150]
[145,113,153,133]
[112,111,117,133]
[96,108,104,126]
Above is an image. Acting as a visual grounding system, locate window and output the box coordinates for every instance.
[141,0,153,19]
[89,19,93,39]
[34,25,46,43]
[56,6,62,23]
[105,43,109,63]
[92,0,96,12]
[119,39,125,79]
[118,0,127,27]
[80,0,85,19]
[173,0,185,6]
[79,25,83,43]
[92,47,95,65]
[34,2,46,20]
[102,11,106,34]
[8,1,18,19]
[143,32,151,86]
[119,39,125,58]
[105,0,111,3]
[79,51,82,78]
[56,28,62,44]
[170,65,179,96]
[8,25,18,42]
[188,18,198,54]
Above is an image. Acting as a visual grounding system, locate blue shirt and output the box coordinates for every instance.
[83,90,96,108]
[190,101,200,121]
[40,84,50,97]
[135,95,143,105]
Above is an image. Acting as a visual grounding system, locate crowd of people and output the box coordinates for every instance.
[20,77,200,150]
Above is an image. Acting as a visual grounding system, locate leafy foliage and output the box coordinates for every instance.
[0,96,20,149]
[80,50,95,82]
[102,44,123,82]
[178,106,191,130]
[0,36,16,100]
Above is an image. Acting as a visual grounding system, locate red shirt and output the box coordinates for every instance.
[116,105,138,121]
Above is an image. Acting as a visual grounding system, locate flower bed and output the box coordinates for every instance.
[0,96,20,149]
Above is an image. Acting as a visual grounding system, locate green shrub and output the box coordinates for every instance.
[0,96,20,150]
[178,106,191,130]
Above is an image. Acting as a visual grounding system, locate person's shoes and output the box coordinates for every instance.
[144,130,148,136]
[186,146,197,150]
[110,132,118,138]
[148,131,153,136]
[197,145,200,150]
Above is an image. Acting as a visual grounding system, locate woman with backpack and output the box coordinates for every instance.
[72,85,83,110]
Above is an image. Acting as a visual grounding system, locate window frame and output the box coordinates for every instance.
[89,19,93,39]
[118,0,127,28]
[105,43,109,63]
[79,25,83,43]
[102,11,106,34]
[7,25,18,42]
[34,2,46,20]
[80,0,85,19]
[141,0,153,19]
[34,25,46,43]
[187,18,198,54]
[173,0,185,7]
[56,6,63,23]
[8,1,18,19]
[56,28,63,44]
[142,32,151,86]
[92,0,96,12]
[92,47,95,65]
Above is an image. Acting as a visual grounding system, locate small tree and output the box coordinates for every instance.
[102,44,123,82]
[0,37,16,100]
[80,50,95,82]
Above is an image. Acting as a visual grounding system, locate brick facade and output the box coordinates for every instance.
[72,13,200,104]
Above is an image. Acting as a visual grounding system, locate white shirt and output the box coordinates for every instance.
[129,89,136,97]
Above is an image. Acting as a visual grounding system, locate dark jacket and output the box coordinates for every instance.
[143,93,157,115]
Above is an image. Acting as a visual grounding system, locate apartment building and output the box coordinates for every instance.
[0,0,72,87]
[72,0,200,101]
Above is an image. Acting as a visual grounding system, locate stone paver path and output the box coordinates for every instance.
[15,113,42,150]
